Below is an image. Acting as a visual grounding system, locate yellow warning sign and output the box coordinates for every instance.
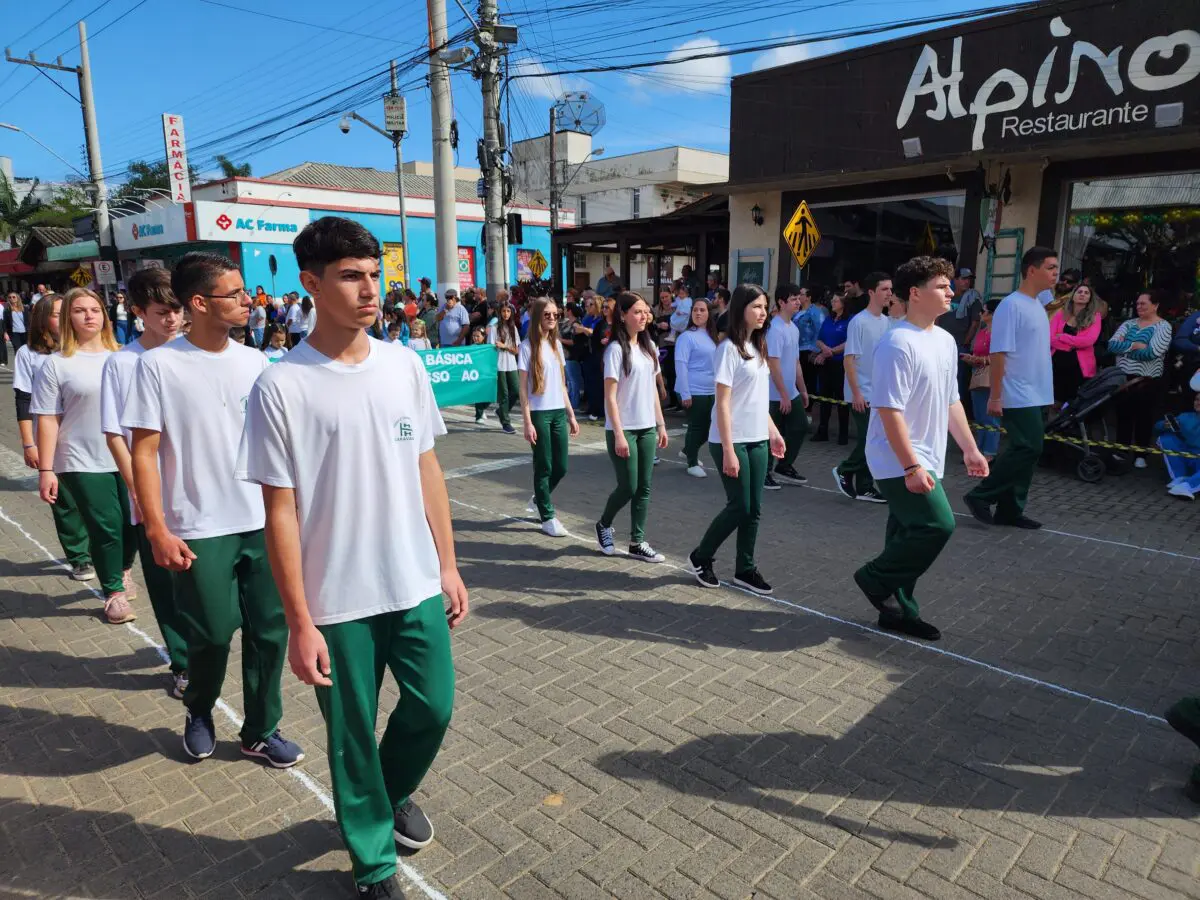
[69,265,92,288]
[783,201,822,270]
[529,249,548,279]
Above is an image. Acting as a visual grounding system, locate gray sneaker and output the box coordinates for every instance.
[70,563,96,582]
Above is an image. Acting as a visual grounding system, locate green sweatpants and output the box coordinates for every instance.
[58,471,136,595]
[316,595,454,887]
[530,408,569,522]
[496,370,520,428]
[136,524,187,674]
[855,476,955,620]
[767,398,808,472]
[682,395,714,467]
[965,406,1044,523]
[601,427,656,543]
[51,473,92,568]
[693,440,768,574]
[836,409,875,493]
[174,529,286,743]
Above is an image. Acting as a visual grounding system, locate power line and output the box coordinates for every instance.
[192,0,403,43]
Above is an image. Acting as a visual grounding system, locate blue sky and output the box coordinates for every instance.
[0,0,1012,186]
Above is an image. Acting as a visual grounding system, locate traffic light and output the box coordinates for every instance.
[506,212,523,244]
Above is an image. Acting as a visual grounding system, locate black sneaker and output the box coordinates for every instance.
[763,473,782,491]
[877,610,941,641]
[1006,515,1042,530]
[241,730,305,768]
[183,710,216,760]
[774,464,807,485]
[853,569,891,614]
[688,551,718,589]
[733,569,773,595]
[1166,700,1200,750]
[810,431,829,443]
[856,487,887,504]
[394,799,434,849]
[502,423,516,435]
[832,466,856,499]
[628,541,665,563]
[357,875,400,898]
[963,493,994,525]
[595,521,616,556]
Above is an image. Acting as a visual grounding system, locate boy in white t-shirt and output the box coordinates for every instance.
[763,286,810,489]
[123,252,302,769]
[240,217,467,899]
[854,257,989,641]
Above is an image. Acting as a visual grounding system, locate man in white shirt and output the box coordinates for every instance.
[834,272,893,503]
[854,256,989,641]
[124,252,302,769]
[437,288,469,346]
[764,285,809,489]
[964,247,1058,530]
[241,217,467,899]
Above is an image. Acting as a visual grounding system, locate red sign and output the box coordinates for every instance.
[457,246,476,293]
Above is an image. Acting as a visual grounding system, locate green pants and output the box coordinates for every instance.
[767,398,808,472]
[693,441,768,574]
[174,529,286,742]
[601,428,656,543]
[530,408,569,522]
[51,473,92,568]
[136,524,187,674]
[836,409,875,493]
[965,406,1044,523]
[496,370,520,428]
[855,476,955,620]
[683,395,714,467]
[58,471,136,595]
[315,595,454,887]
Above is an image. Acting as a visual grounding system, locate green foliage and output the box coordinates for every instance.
[215,155,252,178]
[0,171,46,246]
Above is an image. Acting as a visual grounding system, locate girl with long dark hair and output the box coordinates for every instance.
[594,292,669,561]
[488,301,521,434]
[687,285,785,595]
[674,297,719,477]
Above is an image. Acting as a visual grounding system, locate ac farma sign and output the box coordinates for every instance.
[193,201,310,245]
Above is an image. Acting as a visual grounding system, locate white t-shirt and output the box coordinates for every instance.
[249,305,267,329]
[100,340,151,524]
[439,303,470,346]
[708,340,769,445]
[304,307,317,333]
[122,339,268,540]
[487,323,519,372]
[765,315,801,402]
[11,310,26,333]
[603,340,659,431]
[264,347,287,363]
[29,350,116,474]
[13,344,47,394]
[990,290,1053,408]
[674,329,717,399]
[114,302,128,323]
[286,304,304,334]
[844,309,893,402]
[518,338,566,411]
[866,321,958,480]
[238,339,447,626]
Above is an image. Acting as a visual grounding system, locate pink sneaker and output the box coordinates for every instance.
[122,569,139,601]
[104,592,136,624]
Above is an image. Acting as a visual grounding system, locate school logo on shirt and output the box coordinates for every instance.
[394,417,414,441]
[240,395,249,415]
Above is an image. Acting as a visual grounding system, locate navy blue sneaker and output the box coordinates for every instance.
[182,710,216,760]
[241,730,305,768]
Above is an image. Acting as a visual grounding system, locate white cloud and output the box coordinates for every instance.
[511,58,569,101]
[653,37,731,94]
[752,36,845,72]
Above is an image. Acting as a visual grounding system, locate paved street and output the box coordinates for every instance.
[2,378,1199,899]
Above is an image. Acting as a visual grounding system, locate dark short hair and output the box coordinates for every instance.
[716,287,731,305]
[127,267,182,313]
[774,282,800,303]
[893,256,955,303]
[986,297,1003,314]
[862,271,892,294]
[293,216,381,274]
[1021,246,1058,278]
[171,252,240,308]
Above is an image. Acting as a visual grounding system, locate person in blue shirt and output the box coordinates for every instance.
[811,292,850,443]
[1155,392,1200,500]
[790,285,825,408]
[1170,308,1200,393]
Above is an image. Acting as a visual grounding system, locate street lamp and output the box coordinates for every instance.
[0,122,89,181]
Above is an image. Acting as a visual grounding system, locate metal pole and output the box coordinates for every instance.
[77,21,114,290]
[478,0,506,302]
[390,61,412,291]
[548,105,558,294]
[427,0,460,298]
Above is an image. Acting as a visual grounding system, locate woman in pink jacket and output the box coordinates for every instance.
[1050,284,1105,408]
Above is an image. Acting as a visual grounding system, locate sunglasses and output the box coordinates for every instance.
[543,312,560,320]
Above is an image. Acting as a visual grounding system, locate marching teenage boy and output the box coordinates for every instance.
[123,252,301,767]
[101,268,190,697]
[853,257,989,641]
[240,217,467,899]
[763,284,810,490]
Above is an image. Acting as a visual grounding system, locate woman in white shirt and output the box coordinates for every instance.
[674,298,719,478]
[595,292,669,562]
[488,302,521,434]
[32,288,138,623]
[518,297,580,537]
[686,284,785,596]
[249,297,268,347]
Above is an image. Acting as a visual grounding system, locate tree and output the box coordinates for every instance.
[30,182,93,230]
[111,159,198,205]
[0,171,46,247]
[215,155,251,178]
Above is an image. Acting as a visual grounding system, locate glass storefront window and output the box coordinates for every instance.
[1062,172,1200,320]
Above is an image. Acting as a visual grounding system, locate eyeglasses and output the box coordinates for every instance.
[543,312,560,320]
[200,288,251,300]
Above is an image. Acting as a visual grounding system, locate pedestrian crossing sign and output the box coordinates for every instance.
[529,249,548,279]
[69,265,92,288]
[783,201,822,270]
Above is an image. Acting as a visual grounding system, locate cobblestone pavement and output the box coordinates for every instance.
[2,378,1199,899]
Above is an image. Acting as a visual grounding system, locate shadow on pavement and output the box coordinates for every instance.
[0,645,168,692]
[0,704,183,775]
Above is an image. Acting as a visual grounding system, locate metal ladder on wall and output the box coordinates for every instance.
[984,228,1024,301]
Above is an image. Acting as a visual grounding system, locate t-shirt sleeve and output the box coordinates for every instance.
[766,322,784,359]
[989,300,1018,355]
[844,315,864,359]
[12,349,33,393]
[99,354,124,436]
[603,342,623,381]
[239,379,295,488]
[517,341,531,372]
[29,356,62,416]
[869,338,913,411]
[121,356,164,432]
[674,334,692,399]
[714,342,738,388]
[944,334,960,404]
[416,360,446,453]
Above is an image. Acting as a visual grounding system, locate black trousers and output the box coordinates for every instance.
[1114,376,1164,452]
[817,357,849,438]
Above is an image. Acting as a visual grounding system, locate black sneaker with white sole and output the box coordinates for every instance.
[595,521,616,555]
[832,466,856,499]
[855,487,887,504]
[357,875,400,898]
[628,541,665,563]
[763,473,782,491]
[688,551,719,588]
[394,799,434,849]
[774,464,807,485]
[733,569,773,595]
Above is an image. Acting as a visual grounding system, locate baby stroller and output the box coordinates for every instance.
[1044,367,1142,483]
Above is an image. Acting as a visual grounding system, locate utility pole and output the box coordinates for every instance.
[427,0,460,299]
[477,0,506,302]
[387,60,412,289]
[548,106,558,232]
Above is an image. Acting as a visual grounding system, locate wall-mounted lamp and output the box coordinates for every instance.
[902,136,923,159]
[751,203,764,227]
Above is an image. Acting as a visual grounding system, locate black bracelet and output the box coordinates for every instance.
[904,464,921,474]
[38,468,54,473]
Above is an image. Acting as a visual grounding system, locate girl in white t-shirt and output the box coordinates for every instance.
[674,297,719,477]
[687,284,785,597]
[518,297,580,536]
[13,294,95,582]
[488,302,520,434]
[595,292,668,562]
[408,318,431,350]
[31,288,138,623]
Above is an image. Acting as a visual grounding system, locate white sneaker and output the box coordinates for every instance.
[1168,482,1195,500]
[1134,457,1147,469]
[526,494,537,513]
[540,517,567,537]
[686,465,707,478]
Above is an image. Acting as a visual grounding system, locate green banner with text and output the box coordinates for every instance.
[418,344,498,407]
